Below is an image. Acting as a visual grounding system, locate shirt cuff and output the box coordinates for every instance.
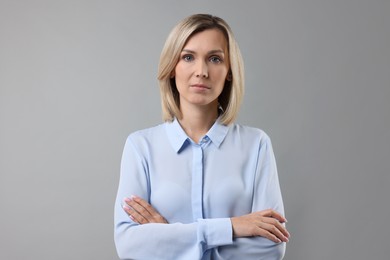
[198,218,233,249]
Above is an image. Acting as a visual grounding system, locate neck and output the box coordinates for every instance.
[178,102,219,143]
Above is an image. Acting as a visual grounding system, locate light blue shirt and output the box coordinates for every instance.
[114,118,286,259]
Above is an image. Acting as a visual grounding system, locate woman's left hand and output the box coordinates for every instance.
[122,195,168,224]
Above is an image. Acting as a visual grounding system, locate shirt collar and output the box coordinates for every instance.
[206,118,229,148]
[165,118,189,153]
[165,118,229,153]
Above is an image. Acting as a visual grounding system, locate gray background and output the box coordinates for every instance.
[1,0,389,259]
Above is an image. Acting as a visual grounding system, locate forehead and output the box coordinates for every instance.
[183,29,228,51]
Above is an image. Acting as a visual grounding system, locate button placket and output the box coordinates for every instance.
[191,144,204,220]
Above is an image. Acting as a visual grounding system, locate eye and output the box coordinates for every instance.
[182,54,194,62]
[209,56,222,63]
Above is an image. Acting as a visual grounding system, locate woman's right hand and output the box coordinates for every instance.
[230,209,290,243]
[123,195,168,224]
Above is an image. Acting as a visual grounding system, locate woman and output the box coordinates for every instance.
[114,14,290,259]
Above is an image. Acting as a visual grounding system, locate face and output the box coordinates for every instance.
[174,29,230,110]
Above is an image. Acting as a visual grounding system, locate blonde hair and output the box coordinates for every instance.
[157,14,244,125]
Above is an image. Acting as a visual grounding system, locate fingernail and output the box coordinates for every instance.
[124,197,132,203]
[123,204,131,210]
[130,195,138,200]
[276,239,282,243]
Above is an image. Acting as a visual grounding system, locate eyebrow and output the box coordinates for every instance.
[181,49,225,55]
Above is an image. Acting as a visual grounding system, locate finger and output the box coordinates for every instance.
[131,196,168,223]
[258,221,289,242]
[122,204,148,224]
[124,197,154,219]
[131,195,160,217]
[263,217,290,239]
[124,196,168,224]
[256,227,282,243]
[259,209,287,223]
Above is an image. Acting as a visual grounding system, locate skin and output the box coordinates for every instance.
[174,28,230,143]
[122,29,290,244]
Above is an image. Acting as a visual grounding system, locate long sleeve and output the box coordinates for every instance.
[115,121,287,259]
[211,133,286,259]
[114,135,233,260]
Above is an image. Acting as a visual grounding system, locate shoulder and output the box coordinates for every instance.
[125,123,166,146]
[228,124,277,163]
[228,123,272,144]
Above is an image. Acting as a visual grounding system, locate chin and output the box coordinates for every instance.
[189,99,217,107]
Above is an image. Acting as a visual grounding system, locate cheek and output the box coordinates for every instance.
[174,62,191,80]
[173,66,179,79]
[214,69,229,83]
[174,65,188,91]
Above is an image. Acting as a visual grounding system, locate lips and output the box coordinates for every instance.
[191,84,210,89]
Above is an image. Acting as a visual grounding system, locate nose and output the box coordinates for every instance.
[195,60,208,78]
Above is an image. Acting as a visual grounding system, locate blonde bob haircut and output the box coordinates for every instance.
[157,14,244,125]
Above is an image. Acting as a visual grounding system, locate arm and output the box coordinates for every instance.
[214,134,289,259]
[123,134,289,259]
[114,136,233,260]
[124,197,288,243]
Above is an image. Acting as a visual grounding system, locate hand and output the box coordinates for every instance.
[123,195,168,224]
[230,209,290,243]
